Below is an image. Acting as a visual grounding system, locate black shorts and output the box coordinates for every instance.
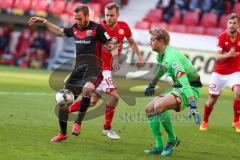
[64,65,102,98]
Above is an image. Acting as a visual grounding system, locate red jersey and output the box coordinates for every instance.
[213,31,240,74]
[100,20,132,70]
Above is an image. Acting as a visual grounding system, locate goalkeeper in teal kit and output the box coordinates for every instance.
[144,28,202,157]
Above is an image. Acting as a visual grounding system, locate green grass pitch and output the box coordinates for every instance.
[0,65,239,160]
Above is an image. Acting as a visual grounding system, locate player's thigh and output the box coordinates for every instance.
[209,72,227,96]
[145,97,162,113]
[228,72,240,99]
[153,94,178,113]
[95,70,116,94]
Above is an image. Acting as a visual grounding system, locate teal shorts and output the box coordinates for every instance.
[163,87,200,112]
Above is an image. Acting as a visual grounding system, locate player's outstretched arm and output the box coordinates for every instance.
[28,17,65,37]
[127,37,145,68]
[105,41,120,72]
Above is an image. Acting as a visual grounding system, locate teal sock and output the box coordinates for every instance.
[148,114,164,150]
[161,110,177,143]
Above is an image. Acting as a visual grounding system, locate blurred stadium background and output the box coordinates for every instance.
[0,0,240,160]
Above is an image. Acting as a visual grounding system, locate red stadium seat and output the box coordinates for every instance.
[65,1,82,15]
[30,0,48,17]
[205,27,224,36]
[13,0,32,10]
[187,26,205,35]
[168,24,187,33]
[219,14,228,29]
[169,8,181,24]
[232,2,240,14]
[0,0,14,9]
[182,11,199,26]
[31,0,48,11]
[48,0,66,15]
[201,12,218,28]
[151,22,168,30]
[93,0,113,12]
[87,2,101,17]
[135,21,150,30]
[144,9,163,23]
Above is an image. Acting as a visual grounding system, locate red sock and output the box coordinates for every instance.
[104,105,116,129]
[233,99,240,122]
[68,99,81,112]
[203,103,213,122]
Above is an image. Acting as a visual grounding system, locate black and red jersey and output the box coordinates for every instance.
[63,21,111,69]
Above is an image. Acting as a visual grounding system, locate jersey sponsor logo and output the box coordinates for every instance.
[176,71,186,78]
[104,32,111,39]
[118,29,124,35]
[75,40,91,44]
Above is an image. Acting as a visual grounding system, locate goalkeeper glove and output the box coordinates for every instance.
[188,101,201,125]
[144,83,156,96]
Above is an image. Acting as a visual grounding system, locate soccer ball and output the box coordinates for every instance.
[55,89,74,107]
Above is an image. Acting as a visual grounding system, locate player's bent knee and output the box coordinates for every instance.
[84,82,95,91]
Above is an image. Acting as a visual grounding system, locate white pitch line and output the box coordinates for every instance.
[0,92,54,96]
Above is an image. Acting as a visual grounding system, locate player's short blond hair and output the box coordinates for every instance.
[149,28,170,45]
[228,13,239,22]
[105,3,119,13]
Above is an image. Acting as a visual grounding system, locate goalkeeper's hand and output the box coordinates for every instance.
[144,84,155,96]
[188,101,201,125]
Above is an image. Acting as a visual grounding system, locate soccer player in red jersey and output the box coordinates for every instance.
[68,3,145,140]
[199,13,240,132]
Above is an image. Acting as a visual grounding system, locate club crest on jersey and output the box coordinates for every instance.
[86,30,92,36]
[74,31,78,35]
[118,29,124,35]
[225,42,229,45]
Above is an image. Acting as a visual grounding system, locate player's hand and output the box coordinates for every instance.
[144,83,155,96]
[188,101,201,125]
[135,56,145,69]
[112,55,120,72]
[28,17,46,26]
[227,47,238,57]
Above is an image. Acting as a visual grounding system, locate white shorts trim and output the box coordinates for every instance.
[209,72,240,95]
[95,70,116,95]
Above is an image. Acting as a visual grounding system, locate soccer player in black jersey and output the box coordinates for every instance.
[28,4,120,142]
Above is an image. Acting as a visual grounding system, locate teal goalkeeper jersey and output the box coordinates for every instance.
[156,45,201,98]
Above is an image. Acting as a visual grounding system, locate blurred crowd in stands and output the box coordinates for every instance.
[135,0,240,36]
[0,0,239,69]
[0,25,54,68]
[157,0,239,22]
[0,0,127,68]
